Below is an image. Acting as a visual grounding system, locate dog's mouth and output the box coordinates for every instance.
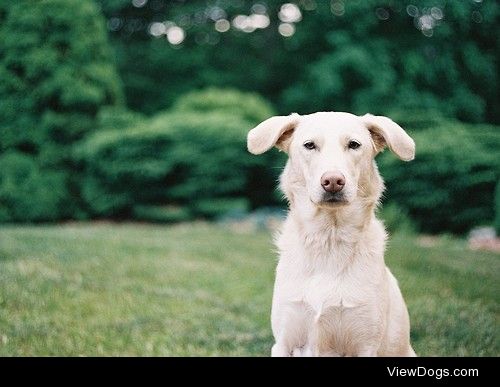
[317,192,349,207]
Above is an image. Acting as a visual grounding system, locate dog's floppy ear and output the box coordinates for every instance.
[247,114,299,155]
[361,114,415,161]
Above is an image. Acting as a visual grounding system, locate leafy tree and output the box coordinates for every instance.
[283,1,499,123]
[98,0,499,123]
[0,0,123,221]
[98,0,305,114]
[0,152,67,222]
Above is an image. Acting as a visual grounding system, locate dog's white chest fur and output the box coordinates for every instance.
[298,275,385,356]
[272,215,387,356]
[303,273,362,313]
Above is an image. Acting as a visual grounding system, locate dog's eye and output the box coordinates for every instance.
[348,140,361,150]
[303,141,316,150]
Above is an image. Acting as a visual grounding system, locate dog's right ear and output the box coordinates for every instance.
[247,114,299,155]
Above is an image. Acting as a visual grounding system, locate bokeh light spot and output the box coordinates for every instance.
[132,0,147,8]
[215,19,230,33]
[406,5,418,17]
[331,1,345,17]
[167,26,185,45]
[376,8,390,21]
[279,23,295,37]
[279,3,302,23]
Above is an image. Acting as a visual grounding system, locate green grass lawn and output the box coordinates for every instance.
[0,222,498,356]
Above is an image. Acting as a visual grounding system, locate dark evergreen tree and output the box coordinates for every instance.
[0,0,123,221]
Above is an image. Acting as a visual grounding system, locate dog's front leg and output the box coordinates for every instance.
[271,302,309,357]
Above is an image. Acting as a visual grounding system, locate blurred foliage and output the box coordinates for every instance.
[0,0,123,221]
[172,87,275,123]
[379,121,500,234]
[77,89,282,220]
[96,105,146,131]
[0,0,123,152]
[495,181,500,235]
[0,152,68,222]
[0,0,498,234]
[378,202,416,235]
[132,204,192,223]
[98,0,499,124]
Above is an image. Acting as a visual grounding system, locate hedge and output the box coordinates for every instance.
[77,89,282,220]
[378,121,500,234]
[0,152,68,222]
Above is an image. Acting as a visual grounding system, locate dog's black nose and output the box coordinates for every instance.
[321,171,345,193]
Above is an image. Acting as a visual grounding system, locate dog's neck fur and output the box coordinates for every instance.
[280,160,385,268]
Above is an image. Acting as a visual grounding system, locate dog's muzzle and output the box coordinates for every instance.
[320,191,348,205]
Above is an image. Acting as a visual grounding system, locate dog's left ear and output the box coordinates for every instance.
[361,114,415,161]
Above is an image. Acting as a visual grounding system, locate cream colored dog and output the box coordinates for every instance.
[247,112,416,357]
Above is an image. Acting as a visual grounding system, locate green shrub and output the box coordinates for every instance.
[386,109,446,131]
[378,203,416,235]
[191,198,249,219]
[77,116,176,216]
[132,204,191,223]
[96,106,145,131]
[379,121,500,234]
[0,152,68,222]
[78,90,281,220]
[171,88,276,124]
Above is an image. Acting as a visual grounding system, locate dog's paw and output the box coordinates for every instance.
[271,343,290,357]
[291,346,313,357]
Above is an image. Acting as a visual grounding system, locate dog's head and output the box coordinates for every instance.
[247,112,415,209]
